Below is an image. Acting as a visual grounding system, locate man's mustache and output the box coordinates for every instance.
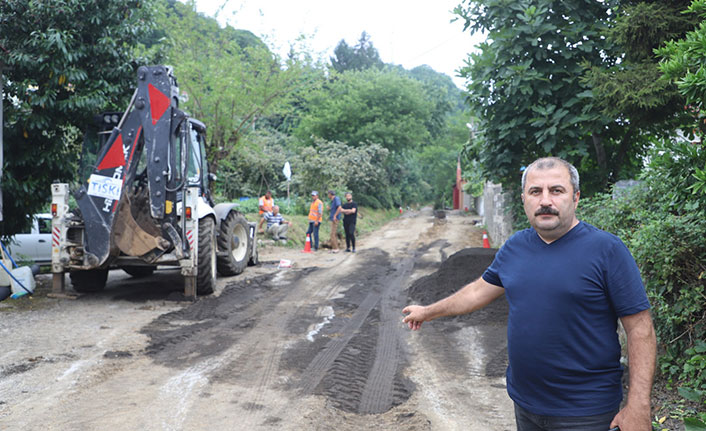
[535,207,559,216]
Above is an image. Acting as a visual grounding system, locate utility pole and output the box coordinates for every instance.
[0,61,5,222]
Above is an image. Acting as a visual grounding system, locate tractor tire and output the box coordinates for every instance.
[197,217,217,295]
[216,211,251,276]
[70,269,109,293]
[121,266,155,278]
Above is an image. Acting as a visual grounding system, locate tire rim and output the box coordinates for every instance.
[231,223,248,261]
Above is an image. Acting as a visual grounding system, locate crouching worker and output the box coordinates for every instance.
[263,205,291,241]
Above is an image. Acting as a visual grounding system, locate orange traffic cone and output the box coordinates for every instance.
[302,234,312,253]
[399,207,403,214]
[482,231,490,248]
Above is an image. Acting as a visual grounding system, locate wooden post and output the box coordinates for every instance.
[52,273,65,294]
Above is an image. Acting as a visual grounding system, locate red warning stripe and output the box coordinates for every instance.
[96,134,126,171]
[52,226,61,247]
[187,230,194,250]
[148,83,170,125]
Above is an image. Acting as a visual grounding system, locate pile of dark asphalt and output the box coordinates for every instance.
[408,247,500,317]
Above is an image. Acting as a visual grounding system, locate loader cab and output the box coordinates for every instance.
[175,118,214,206]
[77,112,125,185]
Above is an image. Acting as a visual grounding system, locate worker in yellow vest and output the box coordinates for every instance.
[306,191,323,251]
[258,190,274,233]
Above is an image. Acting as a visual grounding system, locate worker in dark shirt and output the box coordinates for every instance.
[341,191,358,252]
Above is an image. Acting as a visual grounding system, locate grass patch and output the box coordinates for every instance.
[245,208,399,249]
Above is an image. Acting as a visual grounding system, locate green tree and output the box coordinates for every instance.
[293,139,392,208]
[295,68,432,152]
[0,0,156,235]
[406,66,470,208]
[156,0,317,171]
[214,130,294,199]
[456,0,616,193]
[658,0,706,124]
[581,0,697,185]
[330,31,384,73]
[657,0,706,197]
[408,65,464,139]
[295,62,469,207]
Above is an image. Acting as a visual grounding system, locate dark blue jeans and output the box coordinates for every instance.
[306,222,320,250]
[514,403,618,431]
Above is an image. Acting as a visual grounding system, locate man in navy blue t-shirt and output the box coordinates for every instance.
[403,157,656,431]
[327,190,343,253]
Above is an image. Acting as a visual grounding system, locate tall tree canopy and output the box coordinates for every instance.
[457,0,615,192]
[581,0,697,185]
[657,0,706,198]
[292,59,468,207]
[658,0,706,124]
[330,32,384,73]
[0,0,156,235]
[295,68,432,152]
[458,0,699,194]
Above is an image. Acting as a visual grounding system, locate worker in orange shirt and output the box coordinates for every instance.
[258,190,274,233]
[306,191,323,251]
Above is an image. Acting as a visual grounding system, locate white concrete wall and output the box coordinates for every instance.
[481,181,514,247]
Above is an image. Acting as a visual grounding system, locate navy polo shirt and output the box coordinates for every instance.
[482,221,650,416]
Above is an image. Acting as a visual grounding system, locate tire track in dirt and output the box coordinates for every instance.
[295,240,440,414]
[296,273,384,396]
[358,254,415,413]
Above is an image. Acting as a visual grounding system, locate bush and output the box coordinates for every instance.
[578,140,706,403]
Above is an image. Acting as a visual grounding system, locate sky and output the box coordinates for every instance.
[192,0,486,89]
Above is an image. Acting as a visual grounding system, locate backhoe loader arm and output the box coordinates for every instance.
[74,65,183,267]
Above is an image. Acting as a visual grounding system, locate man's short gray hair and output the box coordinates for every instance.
[521,157,580,194]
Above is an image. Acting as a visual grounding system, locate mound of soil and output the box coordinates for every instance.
[408,247,508,326]
[408,247,497,304]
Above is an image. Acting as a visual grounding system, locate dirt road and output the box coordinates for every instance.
[0,208,514,430]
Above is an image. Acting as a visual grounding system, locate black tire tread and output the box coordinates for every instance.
[121,266,155,278]
[197,217,216,295]
[70,269,109,293]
